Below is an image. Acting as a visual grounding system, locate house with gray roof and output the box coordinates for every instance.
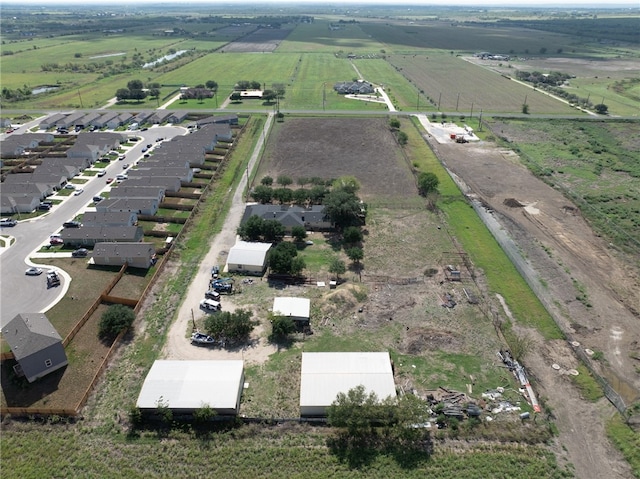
[148,110,172,124]
[39,113,67,130]
[128,166,192,182]
[107,112,132,129]
[93,111,119,128]
[81,211,137,227]
[168,111,189,123]
[92,242,156,269]
[1,313,68,383]
[241,204,332,232]
[333,80,375,95]
[96,197,159,215]
[121,176,181,192]
[193,114,238,128]
[1,182,51,201]
[109,186,165,203]
[60,225,144,247]
[0,193,39,214]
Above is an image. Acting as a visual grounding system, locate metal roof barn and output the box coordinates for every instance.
[299,352,397,417]
[136,360,244,415]
[226,240,272,275]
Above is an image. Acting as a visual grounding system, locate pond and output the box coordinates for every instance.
[32,85,59,95]
[143,50,188,69]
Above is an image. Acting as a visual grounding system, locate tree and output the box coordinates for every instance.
[262,219,285,242]
[269,314,296,340]
[205,80,218,92]
[389,118,401,129]
[260,175,274,186]
[327,385,387,437]
[397,130,408,146]
[292,188,309,206]
[238,214,263,241]
[309,185,328,204]
[277,175,293,187]
[99,304,135,338]
[272,187,293,204]
[594,103,608,114]
[522,103,530,114]
[329,258,346,280]
[205,309,257,343]
[251,185,273,203]
[149,88,160,100]
[262,90,277,102]
[332,176,360,195]
[127,79,144,91]
[417,172,439,196]
[291,225,307,242]
[230,92,242,101]
[323,189,362,229]
[346,246,364,266]
[290,256,306,277]
[268,242,299,275]
[343,226,363,244]
[116,88,130,101]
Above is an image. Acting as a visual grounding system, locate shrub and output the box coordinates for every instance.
[269,315,296,340]
[98,304,135,338]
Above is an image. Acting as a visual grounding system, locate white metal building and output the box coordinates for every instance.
[136,360,245,415]
[272,297,310,323]
[299,352,397,417]
[226,240,272,275]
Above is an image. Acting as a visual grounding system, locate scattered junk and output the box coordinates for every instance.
[497,349,541,413]
[441,292,457,309]
[445,264,461,282]
[520,412,531,420]
[46,271,61,288]
[463,288,479,304]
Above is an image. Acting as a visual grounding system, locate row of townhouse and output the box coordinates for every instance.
[38,110,193,131]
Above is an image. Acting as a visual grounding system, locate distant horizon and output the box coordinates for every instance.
[2,0,639,7]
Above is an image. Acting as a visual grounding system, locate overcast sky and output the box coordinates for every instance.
[6,0,640,6]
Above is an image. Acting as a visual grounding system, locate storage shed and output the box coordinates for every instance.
[272,297,310,324]
[299,352,396,417]
[136,360,245,415]
[226,240,272,275]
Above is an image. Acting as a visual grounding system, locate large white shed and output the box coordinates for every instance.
[136,360,244,415]
[299,352,396,417]
[226,240,272,275]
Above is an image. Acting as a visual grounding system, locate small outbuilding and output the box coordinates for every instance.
[272,297,310,324]
[1,313,68,383]
[226,240,272,275]
[136,360,245,415]
[300,352,397,417]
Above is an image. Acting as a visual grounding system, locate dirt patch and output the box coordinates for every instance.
[222,28,293,53]
[259,117,416,200]
[401,327,462,355]
[427,133,637,479]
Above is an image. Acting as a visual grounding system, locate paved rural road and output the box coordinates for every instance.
[0,125,186,325]
[162,112,275,359]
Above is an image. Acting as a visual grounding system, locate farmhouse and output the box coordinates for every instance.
[1,313,68,383]
[92,242,156,269]
[333,80,375,95]
[136,360,245,415]
[272,297,310,324]
[299,352,397,417]
[226,240,272,275]
[241,204,331,232]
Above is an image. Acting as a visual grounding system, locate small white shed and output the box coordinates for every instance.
[272,297,310,324]
[136,360,244,415]
[299,352,397,417]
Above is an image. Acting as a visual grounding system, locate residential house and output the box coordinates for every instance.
[1,313,68,383]
[1,182,51,201]
[168,111,189,123]
[96,197,159,216]
[92,111,119,128]
[60,225,144,247]
[241,204,332,232]
[108,186,165,203]
[121,176,181,193]
[194,114,238,127]
[38,113,67,130]
[81,211,138,227]
[333,80,375,95]
[92,242,156,269]
[128,166,192,182]
[0,193,39,214]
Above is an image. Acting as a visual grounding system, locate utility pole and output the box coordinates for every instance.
[77,89,84,108]
[323,82,326,111]
[478,109,483,131]
[470,102,474,119]
[456,92,460,111]
[416,91,420,110]
[438,92,442,111]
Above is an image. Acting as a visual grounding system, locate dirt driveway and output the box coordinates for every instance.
[419,115,637,479]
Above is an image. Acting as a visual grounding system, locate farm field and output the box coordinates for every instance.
[387,53,579,114]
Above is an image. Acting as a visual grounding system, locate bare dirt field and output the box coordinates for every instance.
[258,117,416,201]
[425,130,638,479]
[221,28,293,53]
